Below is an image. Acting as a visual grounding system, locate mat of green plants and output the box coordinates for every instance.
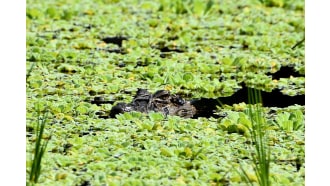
[26,0,305,185]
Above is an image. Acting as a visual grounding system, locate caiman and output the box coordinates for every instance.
[109,89,197,118]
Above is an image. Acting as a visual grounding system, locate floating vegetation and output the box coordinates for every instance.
[26,0,304,185]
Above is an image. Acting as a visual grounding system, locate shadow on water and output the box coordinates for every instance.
[266,65,304,79]
[191,65,305,118]
[190,83,305,118]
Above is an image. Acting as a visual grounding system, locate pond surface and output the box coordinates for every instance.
[26,0,305,185]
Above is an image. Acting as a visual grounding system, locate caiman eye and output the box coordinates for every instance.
[171,96,185,105]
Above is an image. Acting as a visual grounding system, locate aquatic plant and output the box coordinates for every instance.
[239,88,271,186]
[28,110,52,184]
[275,110,304,132]
[158,0,215,16]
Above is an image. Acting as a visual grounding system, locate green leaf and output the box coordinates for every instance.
[183,73,194,81]
[148,112,164,122]
[76,105,89,114]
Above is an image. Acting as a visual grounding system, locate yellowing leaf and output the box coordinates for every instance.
[160,147,173,157]
[184,147,193,157]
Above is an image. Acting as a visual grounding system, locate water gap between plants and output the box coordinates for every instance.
[190,83,305,118]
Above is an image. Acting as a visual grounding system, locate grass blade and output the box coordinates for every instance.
[26,62,36,82]
[29,110,52,183]
[239,87,271,186]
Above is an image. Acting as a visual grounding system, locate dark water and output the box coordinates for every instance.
[190,84,304,118]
